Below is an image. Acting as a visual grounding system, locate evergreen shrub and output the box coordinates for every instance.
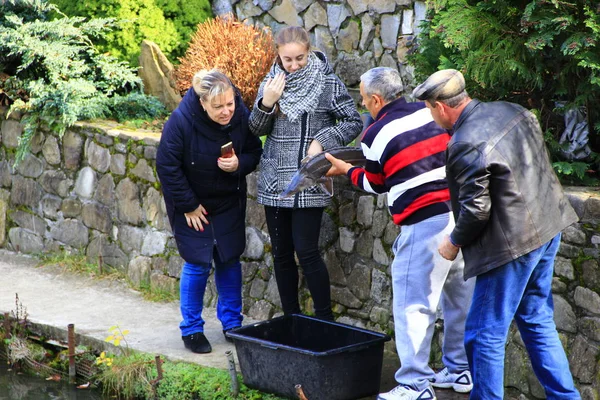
[0,0,166,164]
[175,15,276,109]
[410,0,600,183]
[154,0,212,61]
[49,0,180,66]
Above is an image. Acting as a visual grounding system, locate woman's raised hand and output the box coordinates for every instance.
[184,204,209,232]
[262,73,286,109]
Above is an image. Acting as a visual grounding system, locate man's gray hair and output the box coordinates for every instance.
[360,67,404,103]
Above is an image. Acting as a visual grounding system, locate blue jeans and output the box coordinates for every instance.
[179,253,243,336]
[466,233,580,400]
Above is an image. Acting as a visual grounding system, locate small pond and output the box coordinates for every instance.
[0,362,104,400]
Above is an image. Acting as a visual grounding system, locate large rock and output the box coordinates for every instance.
[39,170,72,197]
[381,14,401,49]
[141,230,168,256]
[347,0,368,14]
[242,227,265,260]
[143,187,169,230]
[10,176,43,208]
[131,159,156,183]
[8,227,44,254]
[138,40,181,112]
[42,136,61,165]
[62,130,84,170]
[318,211,338,250]
[81,202,113,233]
[115,178,144,225]
[212,0,233,16]
[337,20,360,53]
[0,160,11,188]
[313,26,336,62]
[335,51,375,86]
[304,2,327,32]
[118,225,145,253]
[50,219,89,248]
[86,140,111,173]
[15,154,44,178]
[95,174,115,207]
[324,247,346,285]
[0,197,5,246]
[86,235,128,271]
[327,4,350,37]
[128,256,152,287]
[268,0,302,26]
[41,195,62,219]
[360,13,375,52]
[1,119,22,148]
[347,262,372,300]
[74,166,97,199]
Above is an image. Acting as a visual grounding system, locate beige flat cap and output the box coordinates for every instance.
[413,69,465,102]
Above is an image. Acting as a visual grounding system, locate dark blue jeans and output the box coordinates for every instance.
[179,251,242,336]
[465,233,580,399]
[264,206,333,320]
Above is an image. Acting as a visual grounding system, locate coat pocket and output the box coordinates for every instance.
[258,158,278,195]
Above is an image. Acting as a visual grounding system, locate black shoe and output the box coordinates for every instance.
[182,332,212,353]
[223,327,240,343]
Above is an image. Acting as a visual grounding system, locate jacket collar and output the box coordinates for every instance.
[376,97,408,120]
[454,99,481,131]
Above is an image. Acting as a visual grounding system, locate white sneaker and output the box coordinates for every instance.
[377,384,436,400]
[430,367,473,393]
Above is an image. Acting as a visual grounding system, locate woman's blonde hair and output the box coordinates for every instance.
[275,26,311,52]
[192,69,233,101]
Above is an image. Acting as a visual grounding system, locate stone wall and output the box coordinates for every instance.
[211,0,425,97]
[1,114,600,398]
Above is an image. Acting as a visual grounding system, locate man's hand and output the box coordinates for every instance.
[184,204,209,232]
[438,235,460,261]
[325,152,353,177]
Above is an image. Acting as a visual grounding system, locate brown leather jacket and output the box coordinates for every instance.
[447,100,578,279]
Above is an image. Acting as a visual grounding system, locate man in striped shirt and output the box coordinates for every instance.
[326,67,474,400]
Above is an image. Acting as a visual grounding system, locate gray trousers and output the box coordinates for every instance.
[391,212,475,391]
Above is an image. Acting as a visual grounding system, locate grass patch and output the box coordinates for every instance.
[38,251,111,277]
[138,282,179,303]
[37,251,178,303]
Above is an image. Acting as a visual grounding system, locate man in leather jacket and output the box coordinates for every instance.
[413,69,581,399]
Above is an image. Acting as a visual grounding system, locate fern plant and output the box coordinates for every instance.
[0,0,165,165]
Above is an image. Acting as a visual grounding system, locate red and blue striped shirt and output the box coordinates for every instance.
[348,98,451,226]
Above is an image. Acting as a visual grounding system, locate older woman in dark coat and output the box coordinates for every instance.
[156,69,262,353]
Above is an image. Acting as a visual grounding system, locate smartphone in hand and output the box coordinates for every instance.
[221,142,233,158]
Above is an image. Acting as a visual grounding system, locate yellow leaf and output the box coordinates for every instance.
[114,339,121,346]
[105,335,114,342]
[121,330,130,335]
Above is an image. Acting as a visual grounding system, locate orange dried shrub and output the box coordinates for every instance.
[175,14,276,109]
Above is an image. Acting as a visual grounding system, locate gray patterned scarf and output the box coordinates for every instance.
[271,52,324,123]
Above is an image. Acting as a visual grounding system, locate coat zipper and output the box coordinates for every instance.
[293,113,308,208]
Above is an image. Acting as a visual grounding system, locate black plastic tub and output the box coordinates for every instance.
[226,314,391,400]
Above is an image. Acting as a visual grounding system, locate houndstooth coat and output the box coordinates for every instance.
[249,51,362,208]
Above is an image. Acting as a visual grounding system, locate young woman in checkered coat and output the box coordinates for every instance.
[249,26,362,321]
